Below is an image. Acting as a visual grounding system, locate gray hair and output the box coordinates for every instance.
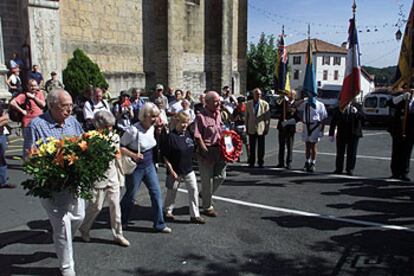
[47,88,71,107]
[205,91,219,103]
[139,102,160,121]
[94,110,115,129]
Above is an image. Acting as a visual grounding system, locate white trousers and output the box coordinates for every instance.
[40,194,85,273]
[164,171,200,218]
[80,186,123,239]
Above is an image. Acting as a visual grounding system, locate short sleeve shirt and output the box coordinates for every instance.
[193,109,223,147]
[14,90,45,127]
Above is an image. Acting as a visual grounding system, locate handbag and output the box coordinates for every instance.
[120,126,140,175]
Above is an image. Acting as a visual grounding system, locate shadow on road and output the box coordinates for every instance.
[122,252,332,276]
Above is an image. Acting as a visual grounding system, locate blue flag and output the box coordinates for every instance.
[303,38,317,108]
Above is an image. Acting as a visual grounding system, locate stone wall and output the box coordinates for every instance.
[28,0,62,79]
[0,0,26,67]
[60,0,145,93]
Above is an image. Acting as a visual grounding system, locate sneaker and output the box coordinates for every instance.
[303,162,310,171]
[275,164,284,168]
[159,226,172,234]
[346,170,353,176]
[203,209,218,217]
[333,170,342,174]
[164,212,175,221]
[114,236,130,247]
[79,229,90,242]
[190,216,206,224]
[285,163,291,170]
[308,163,315,172]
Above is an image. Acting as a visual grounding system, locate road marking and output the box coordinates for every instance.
[178,188,414,233]
[291,150,414,161]
[363,132,388,136]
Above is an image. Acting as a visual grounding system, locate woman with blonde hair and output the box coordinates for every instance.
[120,102,172,233]
[162,111,205,224]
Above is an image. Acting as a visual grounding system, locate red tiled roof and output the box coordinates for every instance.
[286,38,347,54]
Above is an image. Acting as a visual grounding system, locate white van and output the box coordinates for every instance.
[363,90,392,124]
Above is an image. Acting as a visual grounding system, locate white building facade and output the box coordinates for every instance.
[287,39,374,99]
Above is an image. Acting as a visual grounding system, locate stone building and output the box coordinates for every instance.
[0,0,247,98]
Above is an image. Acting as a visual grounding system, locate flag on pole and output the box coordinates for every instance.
[339,17,361,111]
[303,37,317,108]
[274,33,291,96]
[393,1,414,89]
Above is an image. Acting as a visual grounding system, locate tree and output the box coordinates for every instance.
[247,33,278,92]
[62,49,108,99]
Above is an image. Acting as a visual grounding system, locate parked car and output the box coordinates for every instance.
[317,85,341,116]
[362,90,392,125]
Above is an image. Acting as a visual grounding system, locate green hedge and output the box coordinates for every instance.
[62,49,108,99]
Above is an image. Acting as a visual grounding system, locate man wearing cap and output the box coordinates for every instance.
[150,84,169,112]
[45,71,64,95]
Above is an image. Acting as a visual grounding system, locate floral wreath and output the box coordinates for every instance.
[219,130,243,162]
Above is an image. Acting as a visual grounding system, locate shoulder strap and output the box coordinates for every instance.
[88,99,94,111]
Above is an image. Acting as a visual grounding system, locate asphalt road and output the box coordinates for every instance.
[1,121,414,276]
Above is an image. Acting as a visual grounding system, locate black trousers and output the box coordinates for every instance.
[335,136,359,172]
[249,134,265,166]
[278,129,294,166]
[391,135,413,177]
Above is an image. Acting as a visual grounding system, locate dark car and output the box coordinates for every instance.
[264,94,283,119]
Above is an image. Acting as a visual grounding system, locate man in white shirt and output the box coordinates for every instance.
[298,98,328,172]
[167,89,184,117]
[83,87,111,130]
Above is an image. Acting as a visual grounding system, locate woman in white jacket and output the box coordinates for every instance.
[79,110,130,247]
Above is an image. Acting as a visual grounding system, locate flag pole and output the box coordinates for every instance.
[281,25,287,121]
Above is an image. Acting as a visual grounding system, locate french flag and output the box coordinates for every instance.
[339,17,361,111]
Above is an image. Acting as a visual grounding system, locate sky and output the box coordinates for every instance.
[248,0,412,68]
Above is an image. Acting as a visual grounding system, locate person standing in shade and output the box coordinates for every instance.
[276,90,300,169]
[245,88,270,168]
[387,91,414,181]
[194,91,226,217]
[23,89,84,276]
[162,111,205,224]
[329,102,364,176]
[29,64,44,88]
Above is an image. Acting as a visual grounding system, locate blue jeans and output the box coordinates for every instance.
[0,135,8,185]
[120,164,166,230]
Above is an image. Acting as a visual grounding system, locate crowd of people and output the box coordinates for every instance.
[1,58,414,275]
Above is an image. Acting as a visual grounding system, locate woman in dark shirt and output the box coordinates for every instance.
[162,111,205,224]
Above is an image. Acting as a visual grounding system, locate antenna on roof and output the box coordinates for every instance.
[307,24,310,39]
[352,0,357,18]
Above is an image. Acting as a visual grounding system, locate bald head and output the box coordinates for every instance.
[205,91,221,112]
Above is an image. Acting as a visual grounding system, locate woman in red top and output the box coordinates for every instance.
[9,79,46,128]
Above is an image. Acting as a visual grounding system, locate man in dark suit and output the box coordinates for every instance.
[329,102,364,176]
[388,91,414,181]
[276,90,300,169]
